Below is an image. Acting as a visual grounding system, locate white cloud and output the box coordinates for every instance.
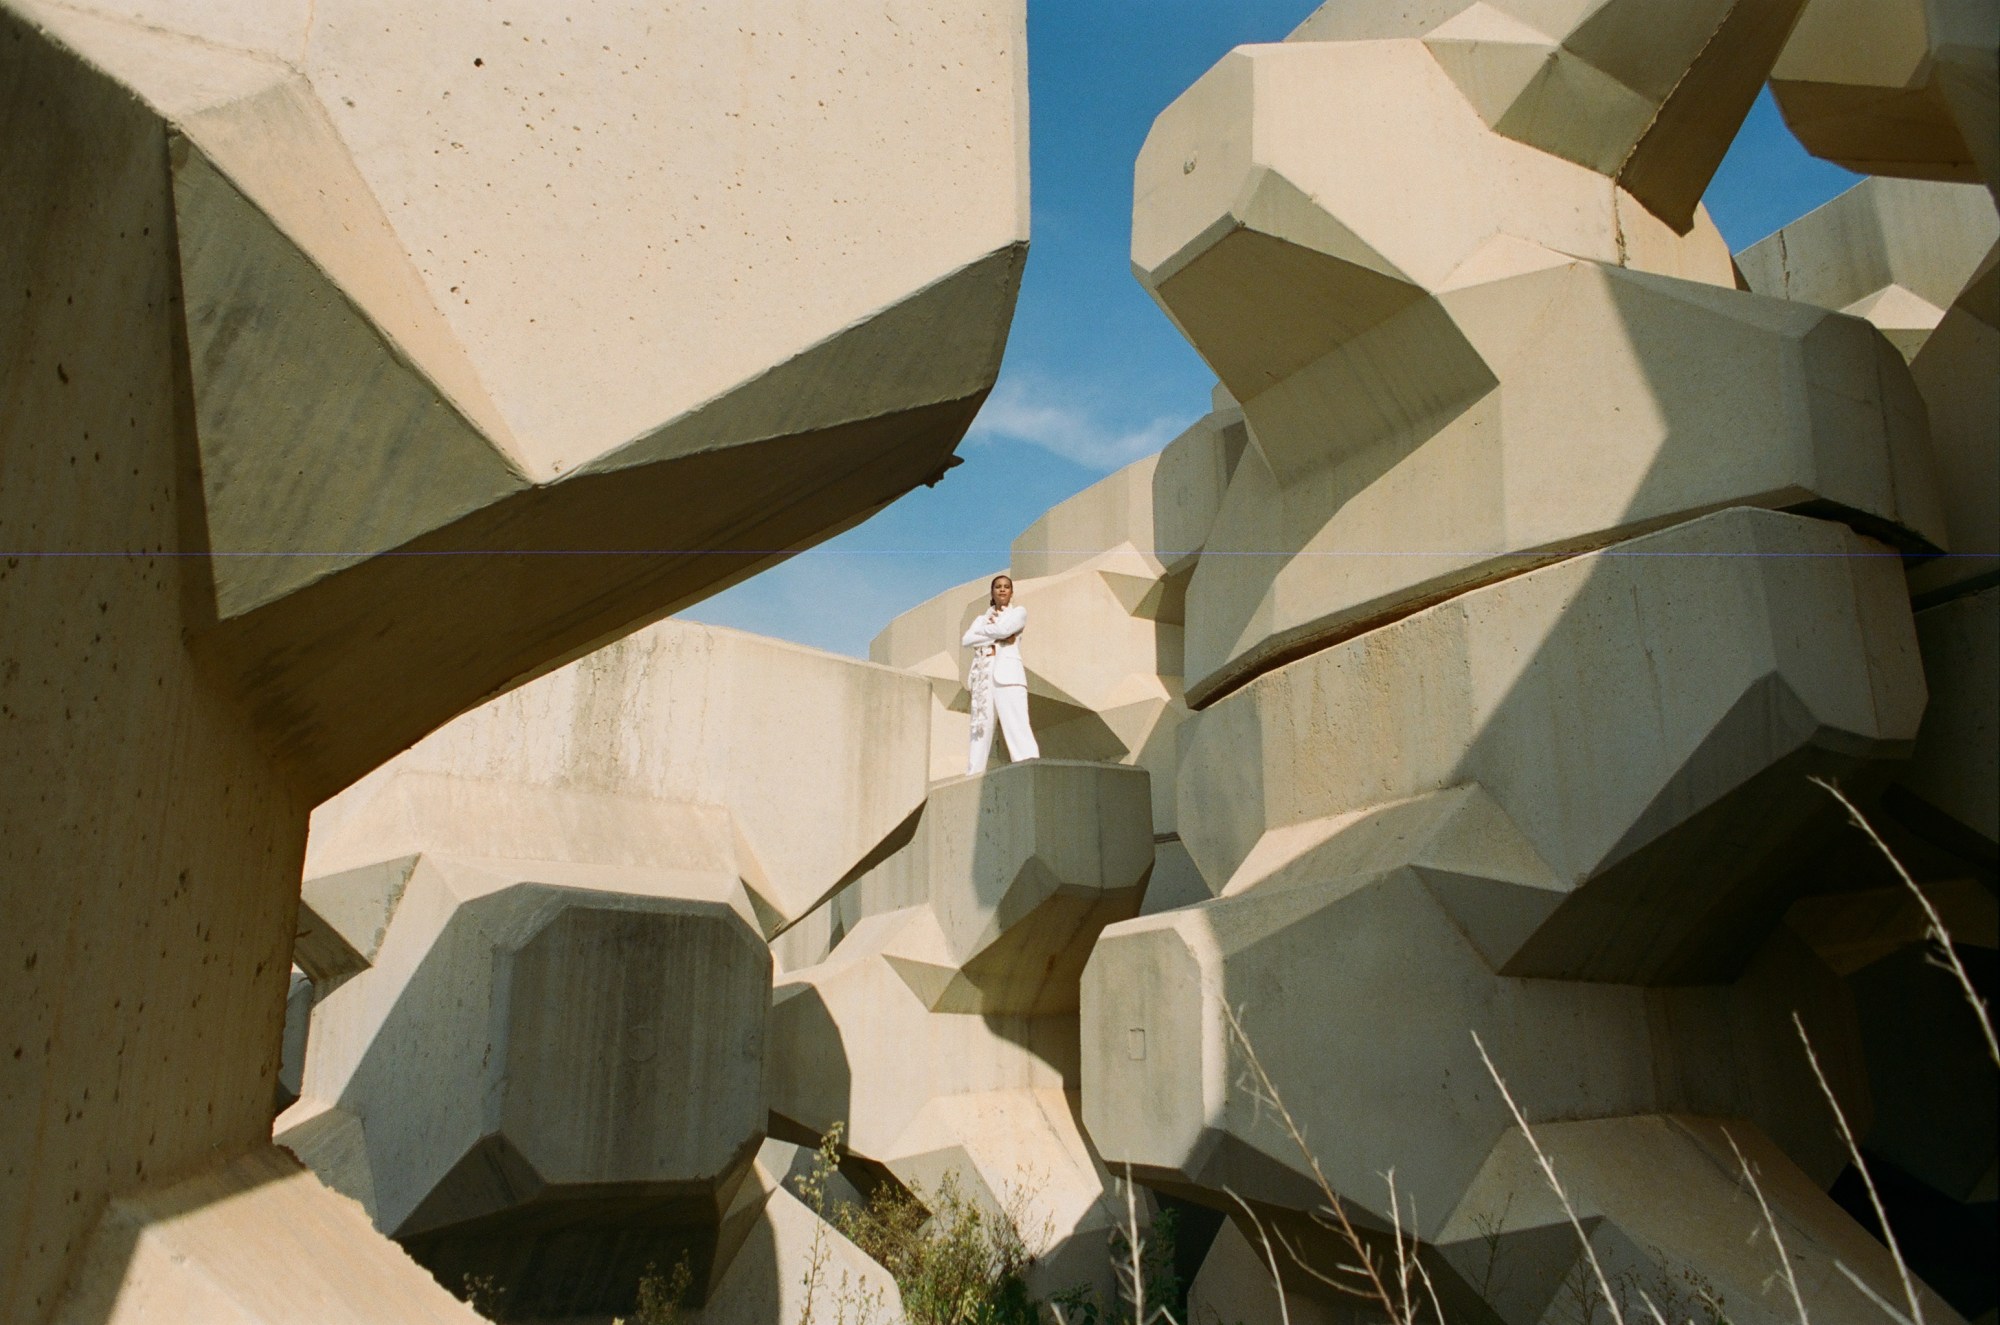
[967,375,1191,472]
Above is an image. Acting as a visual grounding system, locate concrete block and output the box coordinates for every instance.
[1771,0,1998,196]
[1135,27,1941,704]
[913,764,1154,1015]
[1292,0,1810,231]
[1081,862,1867,1237]
[1897,586,2000,853]
[1737,177,1999,360]
[279,855,770,1320]
[770,761,1156,1306]
[1739,178,2000,599]
[308,618,934,938]
[1186,1215,1341,1325]
[1077,510,1933,1316]
[693,1145,903,1325]
[1175,509,1926,984]
[50,1147,484,1325]
[1436,1116,1961,1325]
[1908,251,2000,599]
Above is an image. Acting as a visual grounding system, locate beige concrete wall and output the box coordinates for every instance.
[308,619,935,935]
[0,32,311,1320]
[1,0,1029,1317]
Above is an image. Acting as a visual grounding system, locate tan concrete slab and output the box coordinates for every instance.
[50,1147,486,1325]
[1772,0,1998,196]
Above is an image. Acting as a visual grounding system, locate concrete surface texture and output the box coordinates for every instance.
[694,1142,905,1325]
[1734,169,1997,862]
[1740,173,2000,602]
[1735,176,1999,359]
[49,1148,486,1325]
[1078,519,1921,1314]
[0,0,1026,1319]
[1771,0,1999,195]
[1133,0,1948,707]
[279,618,949,1318]
[768,760,1157,1306]
[278,859,772,1319]
[1071,4,1996,1323]
[13,0,1999,1319]
[306,618,936,938]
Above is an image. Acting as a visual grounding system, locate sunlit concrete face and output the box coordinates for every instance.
[768,760,1156,1305]
[11,0,1030,483]
[1,0,1028,1319]
[1175,509,1927,983]
[2,0,1025,797]
[1082,511,1942,1324]
[1771,0,1999,197]
[1737,176,1999,360]
[1285,0,1815,231]
[1735,174,1997,870]
[1087,5,1993,1319]
[307,618,938,938]
[1084,511,1915,1178]
[1739,175,2000,605]
[1131,18,1945,706]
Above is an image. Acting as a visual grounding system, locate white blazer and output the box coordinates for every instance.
[963,604,1028,687]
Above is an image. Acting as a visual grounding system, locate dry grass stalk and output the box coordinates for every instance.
[1810,776,1998,1066]
[1722,1129,1811,1325]
[1470,1032,1626,1325]
[1382,1170,1446,1325]
[1103,1167,1180,1325]
[1220,1001,1410,1320]
[1790,1012,1924,1325]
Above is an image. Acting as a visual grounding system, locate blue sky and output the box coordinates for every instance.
[682,2,1861,658]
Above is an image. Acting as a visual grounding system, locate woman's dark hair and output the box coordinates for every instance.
[988,574,1012,608]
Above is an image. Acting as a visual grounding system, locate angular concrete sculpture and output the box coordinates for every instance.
[1186,1215,1337,1325]
[1433,1116,1960,1325]
[1136,0,1944,705]
[282,857,770,1319]
[869,421,1244,856]
[1065,3,1988,1315]
[696,1142,905,1325]
[1289,0,1813,231]
[1082,516,1935,1321]
[49,1149,484,1325]
[1740,175,2000,605]
[1736,173,1997,875]
[0,1,1026,1318]
[1771,0,1999,196]
[280,617,944,1317]
[307,618,935,938]
[1173,509,1924,983]
[771,760,1155,1303]
[1736,176,2000,360]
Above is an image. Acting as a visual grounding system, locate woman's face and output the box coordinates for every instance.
[992,577,1013,608]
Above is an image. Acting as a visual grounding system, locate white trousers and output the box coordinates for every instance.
[968,684,1039,775]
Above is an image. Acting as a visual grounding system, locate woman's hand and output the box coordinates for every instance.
[998,631,1021,645]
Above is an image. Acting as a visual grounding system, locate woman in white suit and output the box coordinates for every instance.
[962,574,1040,775]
